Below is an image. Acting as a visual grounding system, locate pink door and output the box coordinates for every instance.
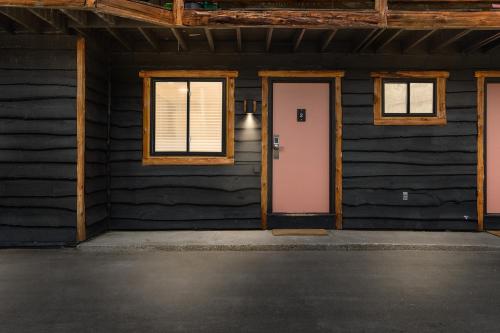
[272,83,330,213]
[487,83,500,214]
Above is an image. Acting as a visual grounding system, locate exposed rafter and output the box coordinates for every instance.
[432,29,472,53]
[0,7,41,33]
[320,29,337,52]
[375,29,403,52]
[60,9,86,26]
[138,27,159,50]
[464,31,500,53]
[105,27,132,50]
[403,29,437,53]
[353,29,378,53]
[170,27,188,51]
[28,8,67,33]
[95,12,116,26]
[293,28,306,52]
[236,27,242,52]
[359,28,385,53]
[265,28,273,52]
[204,28,215,52]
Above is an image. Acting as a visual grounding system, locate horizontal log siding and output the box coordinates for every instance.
[110,62,261,229]
[108,53,495,230]
[0,35,78,245]
[343,71,478,230]
[85,44,110,236]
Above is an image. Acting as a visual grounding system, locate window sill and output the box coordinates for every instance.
[142,156,235,166]
[374,117,447,126]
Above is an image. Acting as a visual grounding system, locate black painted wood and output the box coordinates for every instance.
[85,43,110,235]
[0,35,78,245]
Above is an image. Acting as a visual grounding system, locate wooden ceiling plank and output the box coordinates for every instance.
[138,27,159,50]
[464,31,500,53]
[403,29,437,53]
[433,29,472,52]
[170,27,188,51]
[28,8,67,33]
[320,29,337,52]
[204,27,215,52]
[293,28,306,52]
[0,7,41,33]
[265,27,273,52]
[105,27,132,51]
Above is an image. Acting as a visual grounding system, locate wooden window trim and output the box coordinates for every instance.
[474,71,500,232]
[141,70,237,165]
[372,71,449,126]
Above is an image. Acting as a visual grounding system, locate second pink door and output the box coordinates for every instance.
[272,82,331,214]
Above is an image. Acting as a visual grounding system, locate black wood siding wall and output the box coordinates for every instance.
[0,35,78,245]
[342,71,478,230]
[85,44,110,236]
[108,53,499,230]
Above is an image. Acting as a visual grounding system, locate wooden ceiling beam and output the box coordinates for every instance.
[105,27,132,50]
[28,8,67,33]
[464,31,500,53]
[95,12,116,26]
[60,9,86,26]
[204,28,215,52]
[293,28,306,52]
[432,29,472,52]
[359,28,385,52]
[320,29,337,52]
[0,7,41,33]
[170,27,188,51]
[375,29,403,52]
[265,27,273,52]
[138,27,159,50]
[403,29,437,53]
[387,11,500,29]
[236,27,242,52]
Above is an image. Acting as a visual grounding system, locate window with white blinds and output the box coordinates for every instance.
[383,80,436,115]
[152,80,224,155]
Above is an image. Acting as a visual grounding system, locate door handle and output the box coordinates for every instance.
[273,135,280,159]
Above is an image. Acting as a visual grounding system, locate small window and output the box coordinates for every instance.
[372,71,448,125]
[141,71,238,165]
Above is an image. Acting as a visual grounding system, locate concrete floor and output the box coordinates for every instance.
[1,249,500,332]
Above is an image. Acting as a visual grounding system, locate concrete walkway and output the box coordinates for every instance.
[79,230,500,252]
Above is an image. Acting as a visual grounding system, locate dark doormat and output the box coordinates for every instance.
[272,229,328,236]
[488,231,500,237]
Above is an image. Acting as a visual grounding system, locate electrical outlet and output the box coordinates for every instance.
[402,192,409,201]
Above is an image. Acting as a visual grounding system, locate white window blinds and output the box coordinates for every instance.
[153,80,224,154]
[154,82,188,152]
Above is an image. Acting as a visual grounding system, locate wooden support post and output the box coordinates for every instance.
[76,36,86,242]
[173,0,184,26]
[476,74,485,232]
[375,0,388,25]
[260,76,269,229]
[335,76,343,229]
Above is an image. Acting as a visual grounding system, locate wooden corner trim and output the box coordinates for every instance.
[334,76,343,230]
[372,74,447,126]
[139,70,239,78]
[476,76,486,232]
[141,73,236,166]
[260,77,269,230]
[76,36,86,242]
[258,70,345,78]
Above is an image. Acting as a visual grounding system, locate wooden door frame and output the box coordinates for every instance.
[258,71,345,230]
[476,71,500,231]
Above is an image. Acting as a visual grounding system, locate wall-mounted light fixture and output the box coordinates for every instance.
[244,99,257,114]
